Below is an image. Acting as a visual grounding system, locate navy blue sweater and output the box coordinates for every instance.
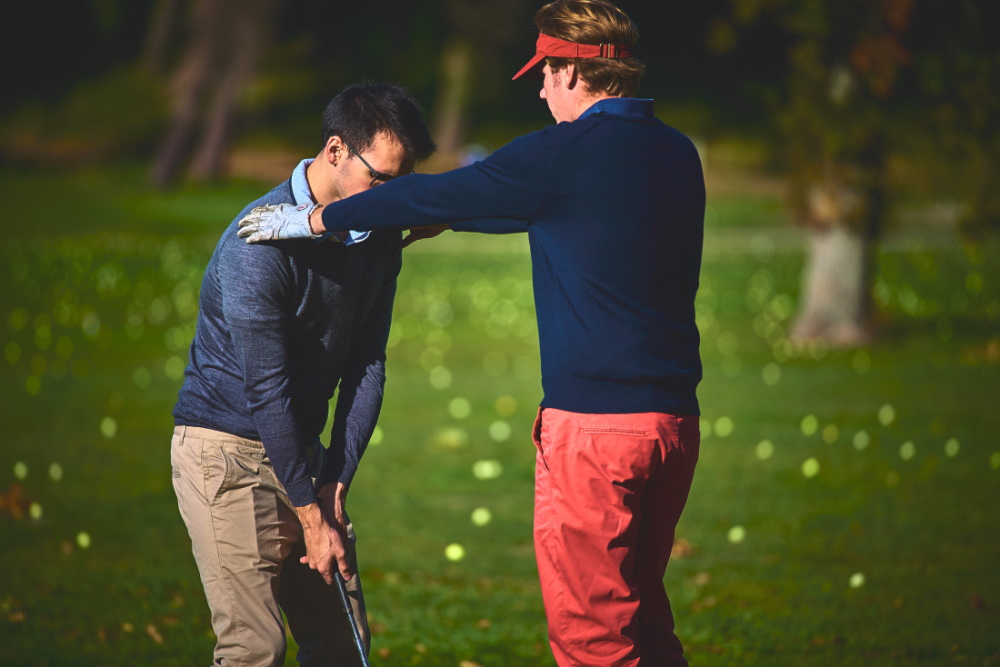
[173,176,401,506]
[319,98,704,415]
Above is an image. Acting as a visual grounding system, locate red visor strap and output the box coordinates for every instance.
[536,33,632,59]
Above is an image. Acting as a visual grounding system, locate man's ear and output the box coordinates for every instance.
[324,136,343,165]
[565,63,579,90]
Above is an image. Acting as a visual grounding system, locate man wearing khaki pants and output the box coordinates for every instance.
[171,83,435,666]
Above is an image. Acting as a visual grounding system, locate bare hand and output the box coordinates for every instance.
[402,224,449,248]
[295,498,351,584]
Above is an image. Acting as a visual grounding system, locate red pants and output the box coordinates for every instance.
[532,408,699,667]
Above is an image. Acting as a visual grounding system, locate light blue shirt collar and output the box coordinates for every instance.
[291,158,370,246]
[578,98,655,121]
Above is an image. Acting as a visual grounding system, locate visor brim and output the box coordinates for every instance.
[512,53,546,80]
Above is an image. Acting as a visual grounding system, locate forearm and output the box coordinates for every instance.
[311,150,548,234]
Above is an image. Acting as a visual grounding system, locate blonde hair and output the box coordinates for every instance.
[535,0,645,97]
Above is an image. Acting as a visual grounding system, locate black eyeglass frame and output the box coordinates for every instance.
[341,138,401,188]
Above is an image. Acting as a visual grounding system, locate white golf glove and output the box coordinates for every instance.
[237,203,319,243]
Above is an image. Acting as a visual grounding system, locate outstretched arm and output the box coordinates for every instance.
[239,133,549,242]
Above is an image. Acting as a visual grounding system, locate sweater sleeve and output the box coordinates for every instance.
[319,131,552,233]
[319,249,401,490]
[219,235,316,506]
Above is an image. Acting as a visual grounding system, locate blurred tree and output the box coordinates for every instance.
[151,0,276,186]
[429,0,532,167]
[720,0,1000,345]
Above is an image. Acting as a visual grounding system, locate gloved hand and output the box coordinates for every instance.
[237,203,319,243]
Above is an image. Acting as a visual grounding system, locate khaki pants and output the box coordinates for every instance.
[171,425,369,666]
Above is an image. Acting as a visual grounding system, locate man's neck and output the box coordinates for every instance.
[305,156,339,205]
[568,94,617,122]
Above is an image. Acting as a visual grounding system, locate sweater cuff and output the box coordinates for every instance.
[283,476,318,507]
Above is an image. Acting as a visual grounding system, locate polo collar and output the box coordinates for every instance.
[578,97,654,121]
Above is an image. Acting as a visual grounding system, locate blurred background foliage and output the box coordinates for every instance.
[1,1,999,665]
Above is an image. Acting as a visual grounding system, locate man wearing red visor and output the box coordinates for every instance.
[240,1,704,664]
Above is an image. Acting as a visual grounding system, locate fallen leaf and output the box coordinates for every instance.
[146,624,163,644]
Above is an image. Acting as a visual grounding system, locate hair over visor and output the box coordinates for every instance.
[512,33,633,80]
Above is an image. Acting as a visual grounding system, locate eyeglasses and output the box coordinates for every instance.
[341,138,400,188]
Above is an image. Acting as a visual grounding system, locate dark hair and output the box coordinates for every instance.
[321,83,436,162]
[536,0,645,97]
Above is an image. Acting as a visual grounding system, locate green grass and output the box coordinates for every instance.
[0,166,998,665]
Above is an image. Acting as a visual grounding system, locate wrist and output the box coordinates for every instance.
[309,204,325,235]
[294,501,323,527]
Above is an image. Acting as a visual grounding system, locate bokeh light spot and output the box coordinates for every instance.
[849,572,865,589]
[991,452,1000,470]
[432,427,468,449]
[77,532,92,549]
[100,417,118,439]
[800,415,819,436]
[370,426,384,446]
[444,543,465,562]
[852,350,871,374]
[755,440,774,460]
[164,356,185,381]
[761,362,781,386]
[488,420,512,442]
[899,441,916,461]
[944,438,959,458]
[13,461,28,480]
[471,507,492,527]
[878,404,896,427]
[429,366,452,390]
[727,525,746,544]
[802,458,820,478]
[133,367,152,389]
[472,459,503,480]
[714,416,734,438]
[448,397,472,420]
[853,430,870,451]
[29,503,43,520]
[822,424,839,444]
[495,395,517,417]
[49,463,63,481]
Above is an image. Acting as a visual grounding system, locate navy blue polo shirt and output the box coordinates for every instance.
[316,98,704,415]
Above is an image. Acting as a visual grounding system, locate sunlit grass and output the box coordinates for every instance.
[1,166,998,665]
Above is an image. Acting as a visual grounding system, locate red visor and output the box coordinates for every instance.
[512,33,633,80]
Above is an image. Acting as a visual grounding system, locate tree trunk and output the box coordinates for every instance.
[791,224,875,346]
[150,0,273,187]
[190,0,273,180]
[141,0,182,75]
[429,38,473,170]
